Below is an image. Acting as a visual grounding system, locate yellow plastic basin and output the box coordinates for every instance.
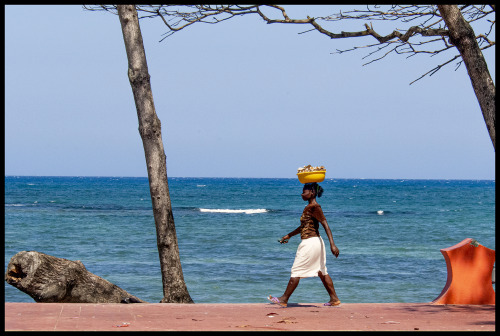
[297,171,326,184]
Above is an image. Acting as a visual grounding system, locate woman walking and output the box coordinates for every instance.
[268,182,341,307]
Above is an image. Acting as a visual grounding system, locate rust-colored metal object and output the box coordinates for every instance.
[432,238,495,305]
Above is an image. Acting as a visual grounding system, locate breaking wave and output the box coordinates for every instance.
[199,208,268,214]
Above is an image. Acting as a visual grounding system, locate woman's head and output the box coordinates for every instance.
[302,182,324,198]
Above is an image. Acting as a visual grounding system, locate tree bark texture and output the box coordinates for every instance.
[117,5,193,303]
[438,5,496,151]
[5,251,146,303]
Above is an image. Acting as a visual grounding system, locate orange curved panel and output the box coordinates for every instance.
[432,238,495,305]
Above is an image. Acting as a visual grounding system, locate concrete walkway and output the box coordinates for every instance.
[4,302,495,331]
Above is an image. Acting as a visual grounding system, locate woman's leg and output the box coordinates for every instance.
[318,271,340,304]
[278,277,300,304]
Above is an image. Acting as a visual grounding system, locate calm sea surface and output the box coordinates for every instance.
[4,176,495,303]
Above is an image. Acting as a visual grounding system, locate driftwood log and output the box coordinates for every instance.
[5,251,146,303]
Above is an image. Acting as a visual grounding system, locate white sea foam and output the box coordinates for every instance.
[199,208,267,214]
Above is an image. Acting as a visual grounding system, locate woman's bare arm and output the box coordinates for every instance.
[320,220,339,258]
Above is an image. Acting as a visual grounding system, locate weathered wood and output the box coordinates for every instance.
[117,5,193,303]
[5,251,146,303]
[438,5,496,151]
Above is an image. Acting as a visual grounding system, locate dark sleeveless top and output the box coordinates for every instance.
[299,203,326,239]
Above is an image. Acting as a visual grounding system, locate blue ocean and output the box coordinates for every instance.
[4,176,495,304]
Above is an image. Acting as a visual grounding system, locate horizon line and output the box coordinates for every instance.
[4,175,495,181]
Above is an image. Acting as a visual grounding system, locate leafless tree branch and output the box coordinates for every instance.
[409,54,462,85]
[84,5,495,84]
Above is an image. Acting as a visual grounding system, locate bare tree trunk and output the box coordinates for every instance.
[5,251,146,303]
[438,5,496,151]
[117,5,193,303]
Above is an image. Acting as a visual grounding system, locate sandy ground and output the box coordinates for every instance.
[4,302,495,331]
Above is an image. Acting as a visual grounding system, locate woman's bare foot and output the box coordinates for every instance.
[267,295,287,307]
[323,300,341,306]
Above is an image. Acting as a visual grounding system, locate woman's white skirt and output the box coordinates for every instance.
[290,236,328,278]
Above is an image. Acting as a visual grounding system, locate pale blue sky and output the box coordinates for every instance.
[5,5,495,179]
